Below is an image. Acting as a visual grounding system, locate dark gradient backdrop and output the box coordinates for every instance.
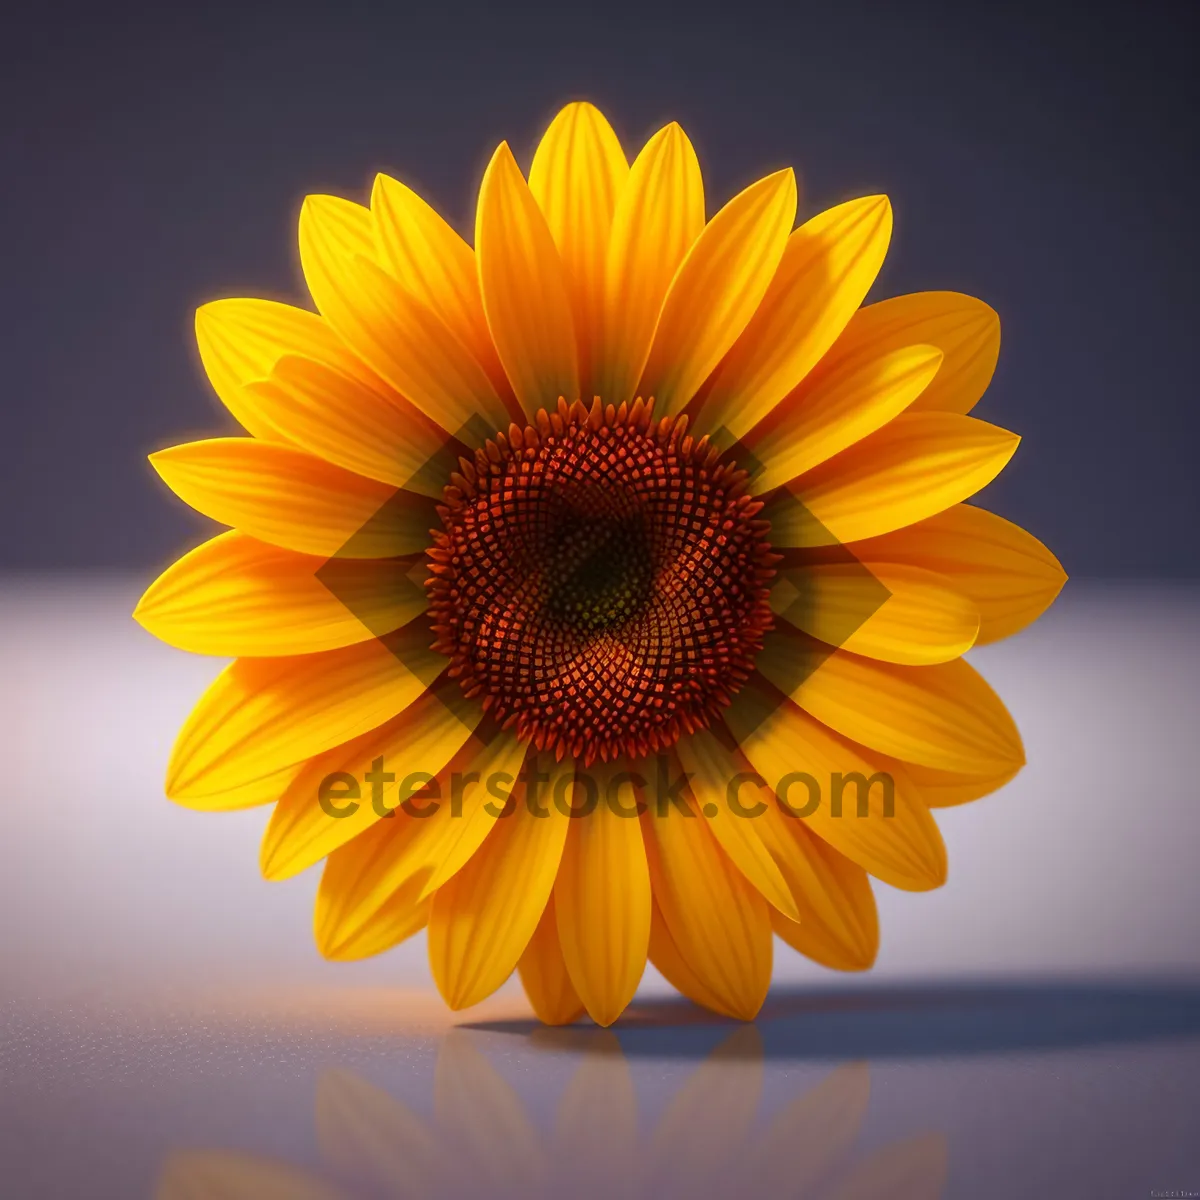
[3,0,1196,575]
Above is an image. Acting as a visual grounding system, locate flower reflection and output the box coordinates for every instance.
[157,1028,946,1200]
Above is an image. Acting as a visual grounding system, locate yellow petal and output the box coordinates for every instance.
[670,738,800,921]
[165,620,445,799]
[475,142,578,418]
[745,344,943,491]
[244,354,449,496]
[529,102,628,397]
[595,122,704,408]
[300,191,377,269]
[639,168,797,416]
[299,194,509,434]
[768,413,1020,547]
[194,296,385,441]
[771,561,980,665]
[553,760,651,1026]
[887,756,1020,808]
[517,894,585,1025]
[674,726,876,965]
[768,840,879,972]
[370,172,512,404]
[261,686,481,881]
[150,438,436,559]
[826,290,1001,416]
[754,630,1025,775]
[315,875,430,962]
[844,503,1066,644]
[166,761,302,813]
[641,790,773,1019]
[427,754,573,1009]
[311,726,527,935]
[703,195,893,440]
[134,531,425,657]
[749,789,880,970]
[416,730,534,897]
[727,681,948,891]
[646,897,729,1015]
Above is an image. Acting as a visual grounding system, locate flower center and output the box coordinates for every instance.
[426,398,776,764]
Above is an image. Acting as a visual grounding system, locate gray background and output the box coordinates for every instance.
[2,0,1197,576]
[4,6,1200,1196]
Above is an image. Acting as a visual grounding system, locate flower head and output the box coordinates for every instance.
[136,102,1065,1027]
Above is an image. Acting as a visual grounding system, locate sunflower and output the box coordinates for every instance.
[136,102,1065,1027]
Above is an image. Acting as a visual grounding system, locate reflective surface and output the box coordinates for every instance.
[4,982,1200,1199]
[3,580,1199,1197]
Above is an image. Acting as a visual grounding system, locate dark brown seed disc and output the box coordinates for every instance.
[426,397,777,764]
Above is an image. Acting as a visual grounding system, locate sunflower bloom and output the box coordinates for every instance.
[136,102,1065,1027]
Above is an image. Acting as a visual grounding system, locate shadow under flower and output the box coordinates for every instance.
[469,976,1200,1061]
